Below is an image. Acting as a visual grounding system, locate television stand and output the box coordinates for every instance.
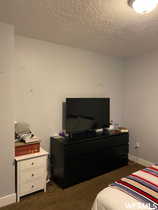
[50,132,129,188]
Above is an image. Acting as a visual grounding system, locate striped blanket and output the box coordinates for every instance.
[110,165,158,210]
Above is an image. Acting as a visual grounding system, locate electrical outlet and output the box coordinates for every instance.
[135,142,140,149]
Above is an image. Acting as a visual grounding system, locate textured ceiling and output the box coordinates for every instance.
[0,0,158,56]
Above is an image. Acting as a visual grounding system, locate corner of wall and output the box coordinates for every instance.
[128,154,154,167]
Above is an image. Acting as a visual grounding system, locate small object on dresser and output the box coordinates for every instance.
[53,133,64,140]
[118,127,129,133]
[15,141,40,156]
[23,135,40,143]
[15,121,41,144]
[110,129,121,135]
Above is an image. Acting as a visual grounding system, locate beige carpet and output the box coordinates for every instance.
[1,163,144,210]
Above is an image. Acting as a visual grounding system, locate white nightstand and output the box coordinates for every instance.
[15,148,48,202]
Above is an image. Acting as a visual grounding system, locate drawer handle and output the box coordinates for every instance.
[32,185,34,188]
[32,174,34,177]
[31,162,34,165]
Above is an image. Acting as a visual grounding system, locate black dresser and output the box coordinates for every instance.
[50,132,129,188]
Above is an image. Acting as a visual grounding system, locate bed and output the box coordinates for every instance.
[92,165,158,210]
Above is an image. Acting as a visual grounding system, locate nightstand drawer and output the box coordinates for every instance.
[20,167,45,183]
[19,156,46,170]
[19,177,44,196]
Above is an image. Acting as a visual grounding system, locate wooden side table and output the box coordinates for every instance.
[15,148,48,202]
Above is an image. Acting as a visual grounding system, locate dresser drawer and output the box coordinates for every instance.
[20,167,45,183]
[19,156,46,170]
[19,177,44,196]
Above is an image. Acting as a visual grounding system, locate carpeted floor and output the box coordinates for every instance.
[1,162,144,210]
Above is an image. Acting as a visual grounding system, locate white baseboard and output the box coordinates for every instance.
[128,154,153,167]
[0,193,16,208]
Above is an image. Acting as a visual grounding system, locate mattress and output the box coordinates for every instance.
[92,165,158,210]
[92,187,152,210]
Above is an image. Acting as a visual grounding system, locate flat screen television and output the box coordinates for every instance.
[65,98,110,133]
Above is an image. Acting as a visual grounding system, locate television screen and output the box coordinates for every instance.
[66,98,110,133]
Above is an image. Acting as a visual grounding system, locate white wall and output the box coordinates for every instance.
[124,51,158,163]
[0,23,15,197]
[15,36,124,152]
